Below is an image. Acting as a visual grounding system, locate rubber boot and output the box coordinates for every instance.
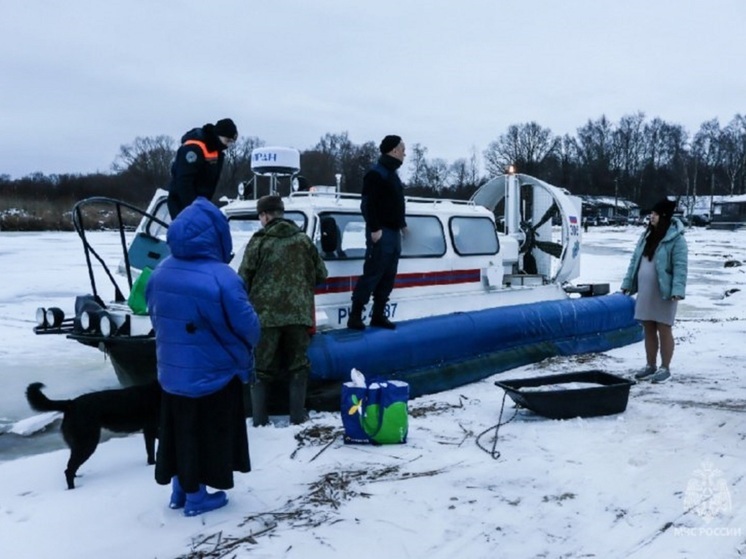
[250,380,269,427]
[169,476,186,509]
[289,371,309,425]
[347,300,366,330]
[370,300,395,329]
[183,485,228,517]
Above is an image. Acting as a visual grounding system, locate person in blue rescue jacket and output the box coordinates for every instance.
[146,197,260,517]
[621,198,688,384]
[166,118,238,219]
[347,134,407,330]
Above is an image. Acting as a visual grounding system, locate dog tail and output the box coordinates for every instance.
[25,382,72,413]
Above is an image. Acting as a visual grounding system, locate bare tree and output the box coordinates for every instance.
[555,134,579,189]
[407,143,428,189]
[573,116,616,195]
[423,158,451,192]
[344,141,378,193]
[613,112,647,200]
[449,154,482,189]
[467,146,481,185]
[301,133,377,193]
[637,118,688,204]
[483,122,559,176]
[112,135,176,190]
[693,119,723,206]
[721,115,746,195]
[450,159,469,190]
[644,119,687,169]
[217,136,265,199]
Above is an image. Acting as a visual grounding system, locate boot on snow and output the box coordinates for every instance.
[184,485,228,517]
[289,371,309,425]
[169,476,186,509]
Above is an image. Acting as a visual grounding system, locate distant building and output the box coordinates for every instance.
[710,195,746,230]
[580,196,639,225]
[677,195,746,229]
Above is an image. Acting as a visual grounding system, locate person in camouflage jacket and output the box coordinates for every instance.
[238,195,328,426]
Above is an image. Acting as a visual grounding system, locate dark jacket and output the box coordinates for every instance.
[167,124,227,219]
[238,217,328,328]
[360,154,407,231]
[146,198,261,397]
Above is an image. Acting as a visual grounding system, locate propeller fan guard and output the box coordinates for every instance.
[470,173,582,284]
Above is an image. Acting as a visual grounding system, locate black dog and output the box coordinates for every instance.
[25,381,161,489]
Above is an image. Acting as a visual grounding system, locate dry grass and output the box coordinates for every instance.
[179,455,452,558]
[0,199,142,231]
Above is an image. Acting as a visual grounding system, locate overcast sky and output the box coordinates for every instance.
[2,0,744,179]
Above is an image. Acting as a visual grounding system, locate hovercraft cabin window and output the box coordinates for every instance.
[144,198,172,239]
[401,215,445,258]
[317,213,445,259]
[449,216,499,256]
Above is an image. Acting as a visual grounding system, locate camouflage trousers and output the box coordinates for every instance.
[254,325,311,383]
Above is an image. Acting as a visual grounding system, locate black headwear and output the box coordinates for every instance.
[379,135,402,154]
[651,198,677,219]
[214,118,238,140]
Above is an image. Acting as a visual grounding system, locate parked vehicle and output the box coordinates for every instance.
[690,214,710,226]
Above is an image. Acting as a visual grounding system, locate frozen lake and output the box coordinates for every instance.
[1,226,743,461]
[0,232,132,459]
[2,225,746,559]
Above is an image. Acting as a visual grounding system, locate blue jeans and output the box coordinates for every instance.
[351,227,401,307]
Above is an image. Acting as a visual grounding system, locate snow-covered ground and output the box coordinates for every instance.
[1,226,745,559]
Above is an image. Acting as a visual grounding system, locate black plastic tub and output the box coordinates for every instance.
[495,370,634,419]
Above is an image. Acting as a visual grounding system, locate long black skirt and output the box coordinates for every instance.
[155,377,250,493]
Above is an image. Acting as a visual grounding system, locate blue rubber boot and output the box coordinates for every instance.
[184,485,228,517]
[169,476,187,509]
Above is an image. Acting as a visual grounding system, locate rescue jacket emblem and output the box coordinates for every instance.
[183,139,219,163]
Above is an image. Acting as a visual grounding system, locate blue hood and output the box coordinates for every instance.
[147,196,260,397]
[167,197,232,263]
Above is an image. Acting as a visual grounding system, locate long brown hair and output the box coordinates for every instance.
[642,215,671,260]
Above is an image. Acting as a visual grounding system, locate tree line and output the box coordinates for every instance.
[1,112,744,230]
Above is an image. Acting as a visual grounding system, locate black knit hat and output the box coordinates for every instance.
[257,195,284,214]
[379,134,402,154]
[214,118,238,140]
[651,198,677,219]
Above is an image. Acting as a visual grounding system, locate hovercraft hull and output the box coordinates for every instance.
[80,293,641,411]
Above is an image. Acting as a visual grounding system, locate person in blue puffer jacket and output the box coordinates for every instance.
[146,197,260,517]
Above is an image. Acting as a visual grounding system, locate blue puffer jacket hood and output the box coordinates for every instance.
[167,198,233,264]
[146,198,260,397]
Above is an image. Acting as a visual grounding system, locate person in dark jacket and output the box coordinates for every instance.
[166,118,238,219]
[621,198,688,384]
[347,135,407,330]
[146,197,260,517]
[238,195,328,426]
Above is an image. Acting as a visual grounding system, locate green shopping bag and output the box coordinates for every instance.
[342,375,409,445]
[127,266,153,315]
[361,380,409,444]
